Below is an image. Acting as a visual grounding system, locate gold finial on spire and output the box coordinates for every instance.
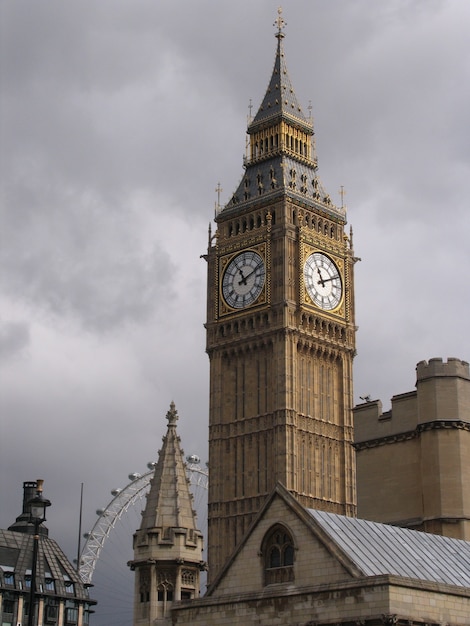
[274,7,286,37]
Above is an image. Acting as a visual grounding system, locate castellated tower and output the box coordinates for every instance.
[129,403,204,625]
[354,357,470,540]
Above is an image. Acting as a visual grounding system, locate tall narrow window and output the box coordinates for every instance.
[262,525,295,585]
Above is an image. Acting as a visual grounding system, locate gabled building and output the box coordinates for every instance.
[129,402,204,625]
[172,483,470,625]
[0,481,95,626]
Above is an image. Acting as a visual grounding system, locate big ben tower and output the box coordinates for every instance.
[205,10,357,583]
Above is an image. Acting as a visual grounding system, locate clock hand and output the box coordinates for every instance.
[238,264,261,286]
[318,275,340,284]
[238,268,247,285]
[316,267,326,287]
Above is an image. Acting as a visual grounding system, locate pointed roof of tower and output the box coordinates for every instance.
[249,8,309,133]
[139,402,199,534]
[220,9,344,222]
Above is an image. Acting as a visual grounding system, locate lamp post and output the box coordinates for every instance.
[27,479,51,626]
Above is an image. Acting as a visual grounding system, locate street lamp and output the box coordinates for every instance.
[27,479,51,626]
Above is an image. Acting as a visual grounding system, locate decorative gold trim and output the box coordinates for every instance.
[302,244,345,317]
[218,244,268,316]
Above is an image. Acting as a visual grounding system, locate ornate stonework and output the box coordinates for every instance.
[205,18,357,583]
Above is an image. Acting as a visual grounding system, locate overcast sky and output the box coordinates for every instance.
[1,1,469,623]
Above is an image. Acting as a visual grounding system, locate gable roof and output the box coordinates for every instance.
[308,508,470,588]
[207,483,470,595]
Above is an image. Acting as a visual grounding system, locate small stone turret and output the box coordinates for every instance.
[416,357,470,425]
[129,403,204,625]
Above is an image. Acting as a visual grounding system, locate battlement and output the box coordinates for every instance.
[416,357,470,382]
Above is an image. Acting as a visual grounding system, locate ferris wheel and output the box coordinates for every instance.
[78,457,209,586]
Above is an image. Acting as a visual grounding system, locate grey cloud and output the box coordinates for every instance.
[1,181,173,331]
[0,321,30,360]
[1,2,469,624]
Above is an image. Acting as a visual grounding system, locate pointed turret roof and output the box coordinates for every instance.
[249,9,309,133]
[221,9,344,222]
[139,402,199,534]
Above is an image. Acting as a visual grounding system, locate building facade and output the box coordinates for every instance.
[0,481,95,626]
[354,357,470,540]
[172,484,470,626]
[205,9,357,583]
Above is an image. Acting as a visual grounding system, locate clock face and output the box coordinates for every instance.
[304,252,342,310]
[222,250,265,309]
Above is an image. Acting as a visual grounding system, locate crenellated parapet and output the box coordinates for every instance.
[416,357,470,382]
[354,357,470,540]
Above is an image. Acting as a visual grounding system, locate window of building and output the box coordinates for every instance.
[3,570,15,586]
[157,587,173,602]
[139,567,150,603]
[2,595,16,623]
[45,602,59,624]
[25,571,32,588]
[82,604,92,625]
[64,607,78,626]
[63,575,75,594]
[262,524,295,585]
[45,572,55,592]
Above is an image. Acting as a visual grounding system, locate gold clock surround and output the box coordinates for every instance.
[218,244,268,317]
[302,243,345,317]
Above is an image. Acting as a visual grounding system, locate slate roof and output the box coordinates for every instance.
[249,26,309,132]
[221,16,345,222]
[308,508,470,588]
[0,529,95,602]
[139,402,200,534]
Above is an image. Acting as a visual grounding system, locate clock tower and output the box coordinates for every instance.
[205,11,357,583]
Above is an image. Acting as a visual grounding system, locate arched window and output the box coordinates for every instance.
[262,525,295,585]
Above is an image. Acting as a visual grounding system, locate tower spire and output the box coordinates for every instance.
[221,8,342,221]
[249,8,308,132]
[138,401,198,534]
[130,403,204,624]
